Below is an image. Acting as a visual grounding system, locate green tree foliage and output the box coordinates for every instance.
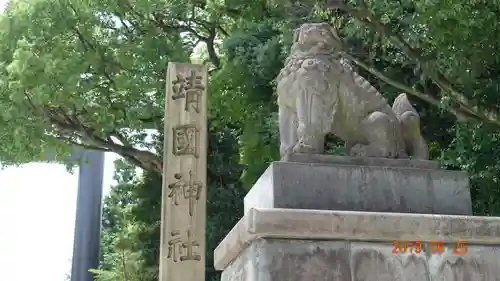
[94,169,161,281]
[4,0,500,280]
[95,123,246,281]
[0,0,215,171]
[324,0,500,214]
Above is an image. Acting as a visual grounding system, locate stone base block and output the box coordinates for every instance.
[244,155,472,215]
[215,209,500,281]
[222,239,500,281]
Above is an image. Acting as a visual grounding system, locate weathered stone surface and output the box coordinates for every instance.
[160,63,208,281]
[221,239,351,281]
[214,208,500,270]
[276,22,428,159]
[286,153,439,169]
[244,161,471,215]
[221,238,500,281]
[351,243,402,281]
[216,209,500,280]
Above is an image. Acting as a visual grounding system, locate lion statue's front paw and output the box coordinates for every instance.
[349,144,397,158]
[293,141,320,154]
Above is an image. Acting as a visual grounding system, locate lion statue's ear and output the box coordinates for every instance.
[328,26,343,48]
[292,27,300,43]
[328,26,340,40]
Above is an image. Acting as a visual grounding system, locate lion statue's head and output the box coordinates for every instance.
[290,23,343,55]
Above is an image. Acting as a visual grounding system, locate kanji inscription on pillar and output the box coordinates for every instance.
[167,171,203,217]
[172,124,199,158]
[171,70,205,113]
[166,229,202,262]
[160,62,207,281]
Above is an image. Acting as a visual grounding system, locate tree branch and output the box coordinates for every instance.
[205,24,221,69]
[150,10,221,69]
[29,96,162,173]
[111,129,132,147]
[54,135,112,151]
[217,26,229,37]
[342,53,473,121]
[334,0,500,128]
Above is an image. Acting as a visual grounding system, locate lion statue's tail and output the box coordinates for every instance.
[391,93,429,159]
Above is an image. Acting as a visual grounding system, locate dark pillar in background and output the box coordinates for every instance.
[70,150,105,281]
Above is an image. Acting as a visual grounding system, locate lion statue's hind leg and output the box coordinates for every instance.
[397,110,429,159]
[392,93,429,159]
[349,111,407,158]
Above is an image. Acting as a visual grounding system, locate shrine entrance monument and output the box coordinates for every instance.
[159,62,208,281]
[213,23,500,281]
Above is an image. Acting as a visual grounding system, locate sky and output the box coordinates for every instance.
[0,153,119,281]
[0,2,150,280]
[0,1,115,280]
[2,154,146,280]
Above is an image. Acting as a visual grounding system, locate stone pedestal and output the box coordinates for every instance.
[244,154,471,215]
[214,155,500,280]
[215,209,500,281]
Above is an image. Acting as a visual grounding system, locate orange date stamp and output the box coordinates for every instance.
[392,240,468,255]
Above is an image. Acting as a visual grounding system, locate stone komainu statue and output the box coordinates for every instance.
[276,23,428,159]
